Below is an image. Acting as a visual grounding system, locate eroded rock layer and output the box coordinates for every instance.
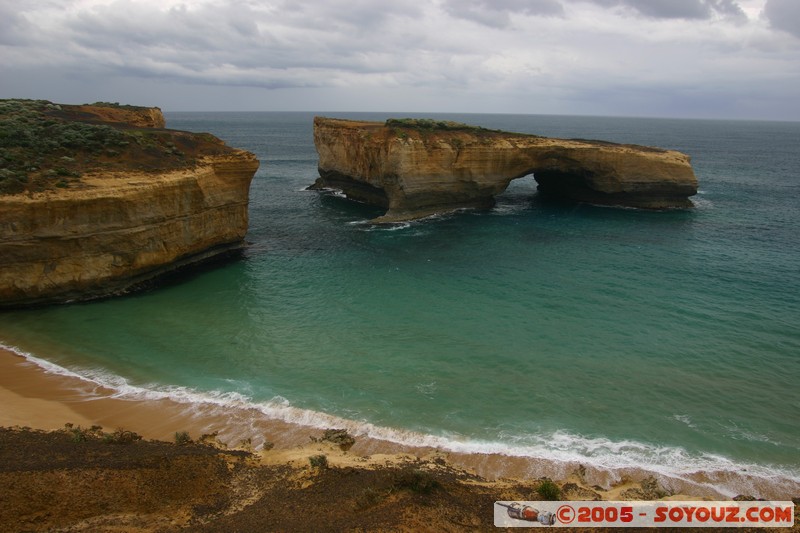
[311,117,698,222]
[0,103,258,307]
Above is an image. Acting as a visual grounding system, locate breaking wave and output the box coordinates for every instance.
[5,341,798,499]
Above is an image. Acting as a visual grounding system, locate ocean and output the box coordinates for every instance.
[2,112,798,498]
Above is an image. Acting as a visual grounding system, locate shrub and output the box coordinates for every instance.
[309,454,328,469]
[175,431,192,445]
[393,468,440,495]
[103,428,142,444]
[536,478,561,501]
[355,487,384,509]
[69,426,89,442]
[319,428,355,450]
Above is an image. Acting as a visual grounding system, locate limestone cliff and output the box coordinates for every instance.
[311,117,698,222]
[58,103,167,128]
[0,101,258,307]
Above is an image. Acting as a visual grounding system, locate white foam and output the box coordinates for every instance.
[2,343,93,382]
[724,422,783,446]
[672,413,697,428]
[691,190,714,208]
[4,341,798,497]
[415,381,437,396]
[312,186,353,200]
[491,205,525,216]
[346,220,414,231]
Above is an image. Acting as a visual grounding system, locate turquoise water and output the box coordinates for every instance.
[2,113,799,493]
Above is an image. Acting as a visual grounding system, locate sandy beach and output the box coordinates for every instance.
[2,343,798,496]
[1,344,798,531]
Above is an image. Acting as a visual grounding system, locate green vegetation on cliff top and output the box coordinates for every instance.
[384,118,542,144]
[0,99,224,196]
[385,118,496,133]
[1,99,124,193]
[86,101,153,110]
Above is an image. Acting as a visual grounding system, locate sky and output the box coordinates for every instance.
[1,0,799,120]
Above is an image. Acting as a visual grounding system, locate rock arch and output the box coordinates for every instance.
[311,117,698,223]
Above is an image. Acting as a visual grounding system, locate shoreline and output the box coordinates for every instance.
[1,344,798,502]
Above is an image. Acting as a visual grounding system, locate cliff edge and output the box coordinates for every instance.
[311,117,697,222]
[0,100,259,308]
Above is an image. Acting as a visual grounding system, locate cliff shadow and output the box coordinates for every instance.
[315,189,387,223]
[494,173,580,214]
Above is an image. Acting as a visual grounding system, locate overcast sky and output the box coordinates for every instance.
[1,0,798,119]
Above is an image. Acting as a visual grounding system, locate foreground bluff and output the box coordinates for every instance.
[311,117,698,222]
[0,100,259,307]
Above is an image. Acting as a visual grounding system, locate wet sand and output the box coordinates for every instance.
[2,346,798,502]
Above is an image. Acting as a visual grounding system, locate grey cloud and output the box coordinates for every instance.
[1,0,796,120]
[275,0,423,32]
[0,3,33,45]
[23,0,427,90]
[764,0,800,38]
[442,0,564,28]
[583,0,745,20]
[68,2,265,51]
[708,0,748,19]
[623,0,713,19]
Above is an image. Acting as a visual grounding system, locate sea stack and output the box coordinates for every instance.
[0,100,259,307]
[311,117,698,222]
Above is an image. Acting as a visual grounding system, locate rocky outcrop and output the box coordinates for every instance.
[57,103,167,129]
[311,117,698,222]
[0,102,258,308]
[0,154,257,307]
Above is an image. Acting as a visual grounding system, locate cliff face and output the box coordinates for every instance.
[0,154,258,307]
[312,117,698,222]
[0,101,258,307]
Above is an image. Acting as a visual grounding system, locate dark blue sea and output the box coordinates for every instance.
[2,112,798,498]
